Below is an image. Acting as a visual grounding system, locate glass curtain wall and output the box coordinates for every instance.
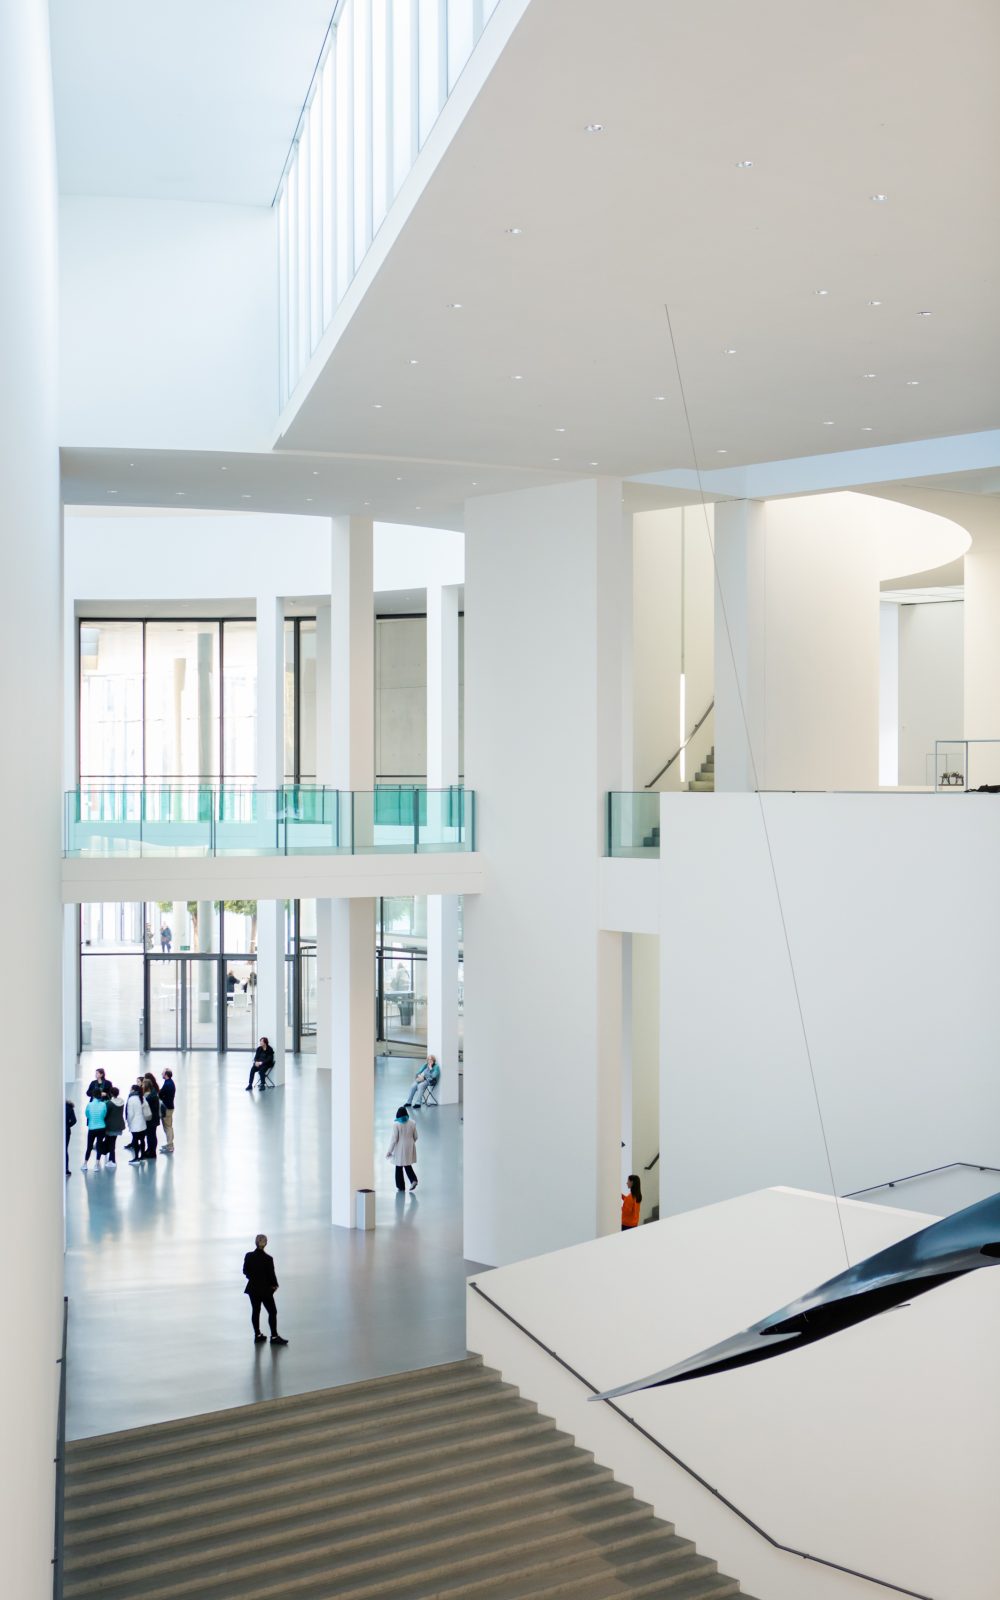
[79,619,257,788]
[284,618,318,783]
[375,896,464,1052]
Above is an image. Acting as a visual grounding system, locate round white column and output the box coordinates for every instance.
[0,3,63,1593]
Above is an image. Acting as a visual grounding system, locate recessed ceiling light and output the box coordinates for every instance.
[241,493,251,499]
[555,426,566,432]
[448,302,463,310]
[415,505,421,511]
[364,500,371,506]
[654,394,666,401]
[589,460,598,466]
[585,123,604,133]
[471,481,478,487]
[868,299,883,306]
[395,476,402,481]
[723,347,737,355]
[175,491,185,496]
[511,373,523,381]
[220,465,227,471]
[917,309,932,316]
[128,462,135,467]
[871,193,888,202]
[312,469,319,475]
[736,159,754,168]
[906,379,920,386]
[373,402,382,409]
[107,489,118,494]
[306,497,313,503]
[815,288,830,296]
[716,449,728,454]
[861,426,874,431]
[863,372,877,379]
[552,457,561,462]
[505,226,523,235]
[408,358,419,365]
[823,420,835,426]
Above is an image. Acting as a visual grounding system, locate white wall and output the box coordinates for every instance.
[468,1185,1000,1600]
[897,601,964,786]
[878,601,899,785]
[463,478,630,1266]
[658,793,1000,1217]
[60,197,278,451]
[1,3,64,1592]
[633,507,714,791]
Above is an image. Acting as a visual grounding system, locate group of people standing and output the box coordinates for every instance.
[66,1066,176,1172]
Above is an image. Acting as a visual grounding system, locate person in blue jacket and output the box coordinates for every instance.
[83,1093,107,1168]
[405,1054,441,1108]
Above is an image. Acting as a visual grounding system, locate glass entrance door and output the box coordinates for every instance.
[147,957,219,1049]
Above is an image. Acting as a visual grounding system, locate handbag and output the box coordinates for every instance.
[142,1099,152,1124]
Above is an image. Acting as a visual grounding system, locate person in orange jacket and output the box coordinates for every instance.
[621,1174,642,1231]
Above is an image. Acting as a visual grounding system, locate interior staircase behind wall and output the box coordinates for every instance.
[688,748,715,792]
[63,1355,756,1600]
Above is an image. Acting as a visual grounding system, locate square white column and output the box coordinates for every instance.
[317,516,376,1226]
[463,478,632,1266]
[255,595,286,1083]
[426,582,461,1102]
[713,499,766,791]
[317,896,376,1227]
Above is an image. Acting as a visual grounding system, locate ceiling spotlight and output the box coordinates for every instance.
[585,123,604,133]
[220,465,227,471]
[107,489,118,494]
[868,299,883,306]
[906,379,920,386]
[716,449,728,454]
[917,309,932,317]
[654,394,666,401]
[861,426,874,431]
[871,193,888,202]
[589,460,598,466]
[241,493,251,499]
[408,358,419,366]
[511,373,523,381]
[364,500,371,506]
[552,457,561,462]
[863,372,877,379]
[723,347,737,355]
[448,302,463,310]
[175,491,185,496]
[555,426,566,432]
[373,402,382,409]
[395,475,403,481]
[736,159,754,168]
[505,226,523,235]
[415,505,422,511]
[312,470,319,475]
[815,288,830,296]
[306,497,313,503]
[823,420,835,426]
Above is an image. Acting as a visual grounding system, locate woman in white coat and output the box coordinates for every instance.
[386,1106,418,1192]
[125,1080,148,1164]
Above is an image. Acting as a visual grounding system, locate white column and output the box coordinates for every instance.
[63,905,80,1083]
[963,505,1000,784]
[713,499,766,792]
[426,583,461,1102]
[1,2,62,1592]
[255,595,286,1083]
[317,896,376,1226]
[463,479,631,1266]
[317,516,376,1225]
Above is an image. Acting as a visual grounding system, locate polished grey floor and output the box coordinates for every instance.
[65,1051,481,1440]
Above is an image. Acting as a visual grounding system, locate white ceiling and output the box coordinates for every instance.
[49,0,332,204]
[279,0,1000,482]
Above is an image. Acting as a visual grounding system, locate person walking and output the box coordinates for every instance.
[621,1174,642,1231]
[160,923,172,953]
[65,1100,76,1177]
[99,1085,125,1166]
[125,1079,147,1163]
[159,1068,176,1152]
[246,1037,274,1091]
[242,1234,288,1346]
[142,1073,161,1159]
[386,1106,418,1192]
[405,1055,440,1108]
[83,1093,107,1167]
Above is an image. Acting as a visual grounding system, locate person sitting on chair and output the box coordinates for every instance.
[246,1036,274,1091]
[405,1054,441,1108]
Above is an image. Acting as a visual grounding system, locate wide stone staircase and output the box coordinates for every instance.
[63,1356,752,1600]
[687,748,715,792]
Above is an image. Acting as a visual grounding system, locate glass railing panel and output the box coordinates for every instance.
[66,785,143,857]
[283,786,353,854]
[137,787,214,857]
[421,786,471,851]
[606,793,661,858]
[936,738,1000,791]
[214,790,283,856]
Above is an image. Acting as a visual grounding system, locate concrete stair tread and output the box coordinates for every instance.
[64,1474,643,1581]
[65,1423,580,1521]
[67,1361,500,1469]
[66,1397,550,1500]
[65,1449,615,1551]
[62,1510,691,1600]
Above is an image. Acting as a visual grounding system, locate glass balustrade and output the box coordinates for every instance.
[65,787,476,858]
[606,793,661,858]
[934,740,1000,792]
[277,0,503,407]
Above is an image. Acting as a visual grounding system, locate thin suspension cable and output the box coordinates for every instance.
[661,301,851,1269]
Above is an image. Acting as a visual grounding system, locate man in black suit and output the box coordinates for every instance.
[242,1234,288,1346]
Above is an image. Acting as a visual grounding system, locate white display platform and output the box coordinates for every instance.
[467,1187,1000,1600]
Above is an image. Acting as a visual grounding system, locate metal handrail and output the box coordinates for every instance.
[53,1295,68,1600]
[843,1160,1000,1199]
[468,1280,936,1600]
[645,700,714,789]
[643,1151,659,1172]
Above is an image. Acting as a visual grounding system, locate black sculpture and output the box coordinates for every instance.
[592,1192,1000,1398]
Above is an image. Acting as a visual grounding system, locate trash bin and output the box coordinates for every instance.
[355,1188,375,1231]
